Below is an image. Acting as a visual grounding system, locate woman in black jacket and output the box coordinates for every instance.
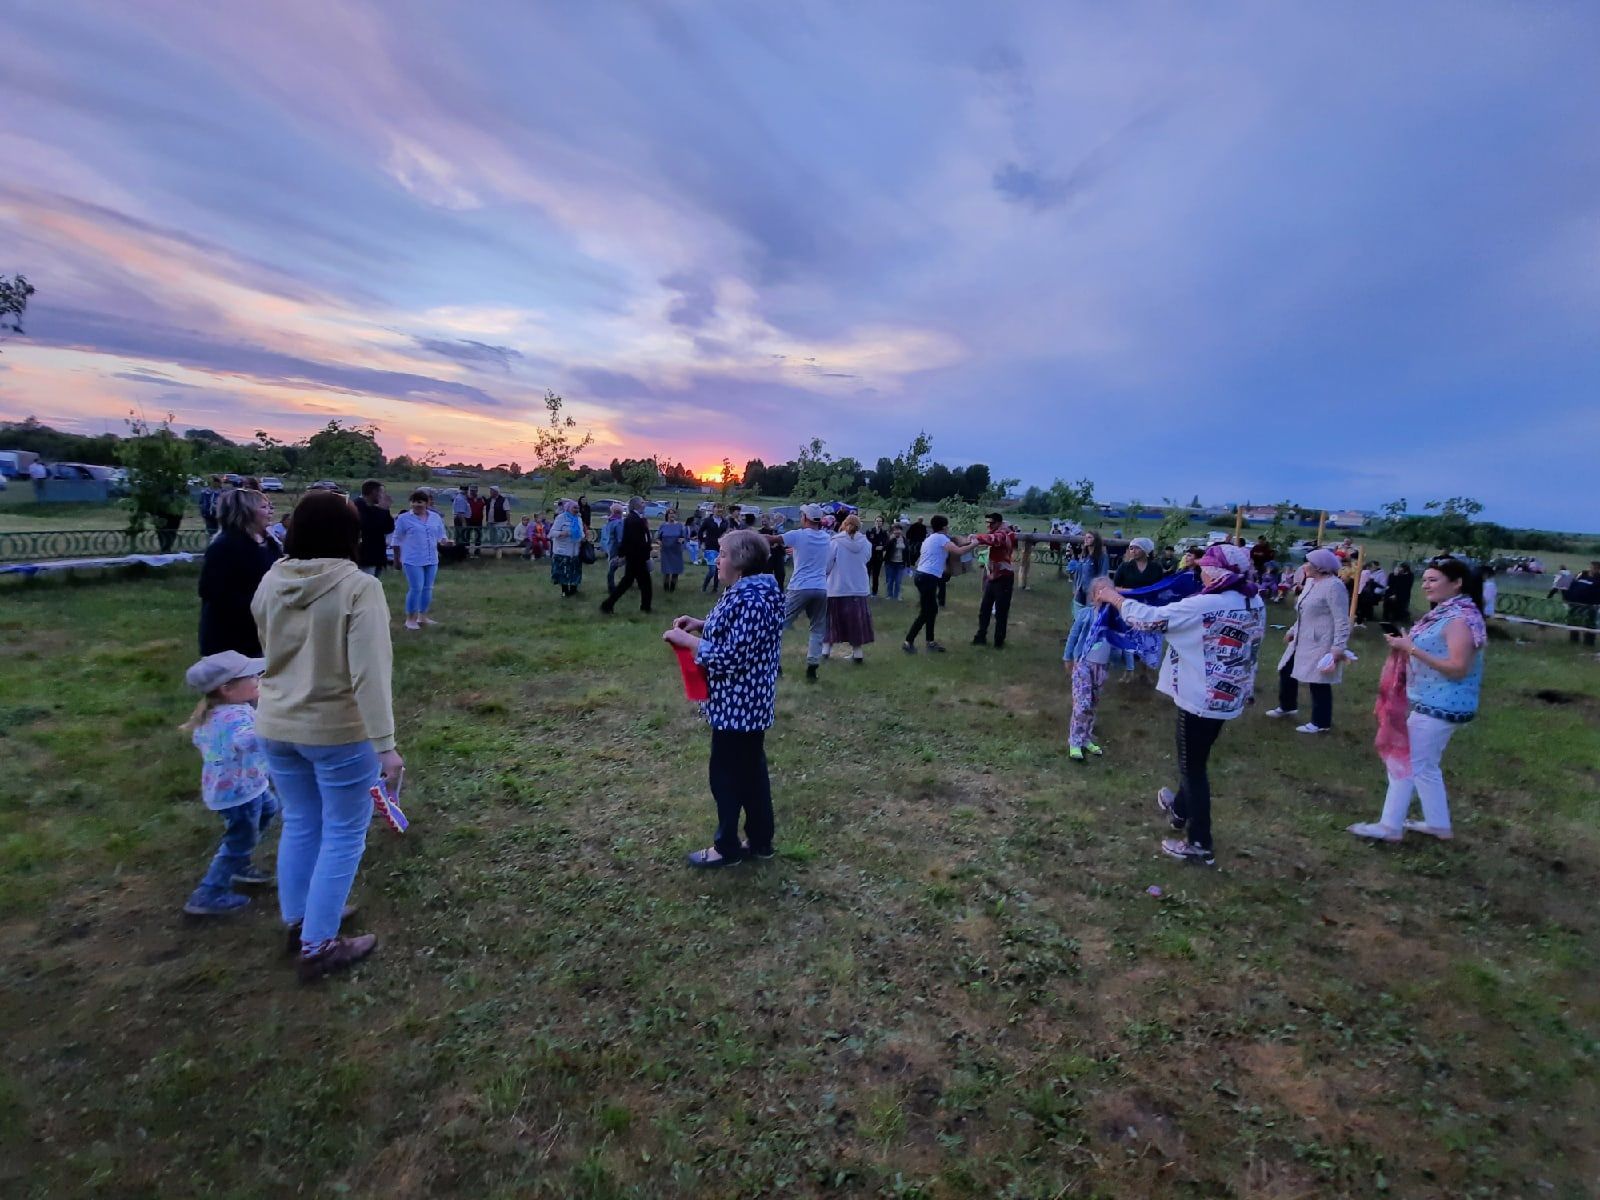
[199,488,281,656]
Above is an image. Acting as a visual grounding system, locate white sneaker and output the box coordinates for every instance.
[1347,821,1402,842]
[404,618,421,631]
[1295,723,1329,734]
[1402,820,1453,840]
[1264,708,1297,719]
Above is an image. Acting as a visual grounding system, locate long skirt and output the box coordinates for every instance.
[551,553,582,587]
[826,595,874,645]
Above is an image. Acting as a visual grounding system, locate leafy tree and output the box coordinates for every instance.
[532,390,594,509]
[506,461,523,479]
[742,458,767,494]
[1018,485,1048,513]
[718,457,738,500]
[619,456,661,498]
[920,462,957,502]
[1153,500,1192,553]
[120,413,191,540]
[959,463,991,502]
[0,274,35,350]
[889,433,931,511]
[1044,477,1096,522]
[790,438,856,502]
[871,456,896,497]
[304,419,383,480]
[1263,501,1296,559]
[984,475,1021,505]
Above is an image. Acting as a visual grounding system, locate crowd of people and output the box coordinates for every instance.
[172,477,1559,981]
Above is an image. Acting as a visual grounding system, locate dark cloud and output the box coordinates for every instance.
[660,272,718,329]
[112,369,200,388]
[36,308,508,412]
[570,367,650,400]
[412,337,524,371]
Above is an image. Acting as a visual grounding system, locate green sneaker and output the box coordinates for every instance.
[1068,746,1085,763]
[1086,743,1103,757]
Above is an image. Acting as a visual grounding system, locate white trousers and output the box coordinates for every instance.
[1380,712,1457,830]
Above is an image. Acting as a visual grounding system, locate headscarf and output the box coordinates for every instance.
[1410,592,1486,649]
[1306,548,1340,574]
[1197,543,1259,598]
[1130,537,1155,555]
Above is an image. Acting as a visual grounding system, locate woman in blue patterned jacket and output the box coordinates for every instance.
[663,529,785,869]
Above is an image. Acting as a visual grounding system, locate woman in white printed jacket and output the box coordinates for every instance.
[1092,542,1266,866]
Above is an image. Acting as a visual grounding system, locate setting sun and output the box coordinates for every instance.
[696,463,739,484]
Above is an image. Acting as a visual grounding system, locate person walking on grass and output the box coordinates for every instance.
[779,505,834,682]
[970,512,1018,649]
[1266,547,1351,734]
[663,529,784,869]
[657,508,686,592]
[353,479,394,578]
[391,489,452,630]
[902,515,975,654]
[600,502,625,592]
[699,504,730,593]
[1350,557,1487,844]
[882,523,908,600]
[549,499,586,596]
[180,651,278,917]
[600,496,654,615]
[1092,543,1265,866]
[824,514,874,664]
[1064,579,1115,763]
[199,488,281,658]
[253,491,401,982]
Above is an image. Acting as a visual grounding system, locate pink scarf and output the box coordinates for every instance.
[1373,649,1412,778]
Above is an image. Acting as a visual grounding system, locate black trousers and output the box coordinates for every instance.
[975,573,1014,646]
[710,729,773,858]
[1171,710,1225,851]
[905,572,941,644]
[601,557,652,612]
[869,556,882,594]
[1278,664,1333,728]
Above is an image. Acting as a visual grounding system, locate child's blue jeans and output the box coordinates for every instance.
[196,792,280,890]
[263,739,378,944]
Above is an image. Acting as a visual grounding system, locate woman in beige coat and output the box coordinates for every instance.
[1266,548,1350,733]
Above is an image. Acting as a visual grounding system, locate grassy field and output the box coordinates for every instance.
[2,555,1596,1198]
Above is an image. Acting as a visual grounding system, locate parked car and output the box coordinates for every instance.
[0,450,41,479]
[260,477,285,492]
[308,480,346,494]
[51,462,117,481]
[641,500,672,519]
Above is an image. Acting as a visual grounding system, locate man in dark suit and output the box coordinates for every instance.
[600,496,653,614]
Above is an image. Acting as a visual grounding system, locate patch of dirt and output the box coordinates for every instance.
[1091,1087,1187,1159]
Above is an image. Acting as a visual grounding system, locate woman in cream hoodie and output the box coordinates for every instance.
[253,491,402,983]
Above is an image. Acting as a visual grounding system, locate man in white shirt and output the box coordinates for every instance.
[28,458,48,500]
[779,505,834,681]
[902,514,975,653]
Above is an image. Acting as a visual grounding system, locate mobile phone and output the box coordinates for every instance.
[1379,621,1402,637]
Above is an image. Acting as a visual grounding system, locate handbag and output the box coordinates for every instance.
[579,538,597,565]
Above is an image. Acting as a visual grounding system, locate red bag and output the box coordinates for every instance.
[672,643,709,702]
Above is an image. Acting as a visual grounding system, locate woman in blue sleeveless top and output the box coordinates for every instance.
[1349,558,1486,842]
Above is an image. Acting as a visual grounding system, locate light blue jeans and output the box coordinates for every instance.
[401,561,437,615]
[263,739,378,943]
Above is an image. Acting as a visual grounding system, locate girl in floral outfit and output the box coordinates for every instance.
[181,651,279,916]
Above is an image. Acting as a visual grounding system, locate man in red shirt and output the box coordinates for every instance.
[970,512,1018,649]
[465,484,487,555]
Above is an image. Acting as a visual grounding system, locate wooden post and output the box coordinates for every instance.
[1348,545,1364,623]
[1020,537,1033,590]
[1234,505,1243,541]
[1316,510,1327,546]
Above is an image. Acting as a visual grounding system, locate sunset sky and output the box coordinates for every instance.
[2,2,1597,526]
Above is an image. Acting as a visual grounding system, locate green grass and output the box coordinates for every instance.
[1,556,1598,1198]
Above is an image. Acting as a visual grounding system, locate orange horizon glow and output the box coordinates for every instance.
[696,464,740,484]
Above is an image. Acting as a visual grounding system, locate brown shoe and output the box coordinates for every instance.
[296,933,377,983]
[282,904,358,956]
